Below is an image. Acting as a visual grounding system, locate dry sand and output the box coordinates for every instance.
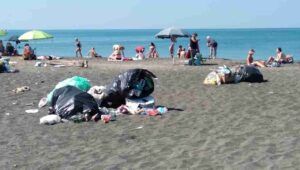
[0,58,300,169]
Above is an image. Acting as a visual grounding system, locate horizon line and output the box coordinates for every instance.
[2,27,300,31]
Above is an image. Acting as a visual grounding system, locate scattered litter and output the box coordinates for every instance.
[13,86,30,94]
[25,103,34,106]
[9,61,18,65]
[35,62,43,67]
[25,109,39,114]
[135,126,143,130]
[101,115,111,123]
[157,107,168,114]
[38,97,48,108]
[53,65,66,68]
[40,115,61,125]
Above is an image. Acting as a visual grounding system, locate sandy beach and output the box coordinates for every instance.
[1,58,300,169]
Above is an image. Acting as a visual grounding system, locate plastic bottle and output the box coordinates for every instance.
[157,107,168,114]
[69,114,85,123]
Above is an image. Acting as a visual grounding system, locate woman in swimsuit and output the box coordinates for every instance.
[246,49,266,67]
[75,38,83,58]
[148,42,159,58]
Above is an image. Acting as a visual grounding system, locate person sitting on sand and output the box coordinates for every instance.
[148,42,159,58]
[0,40,5,56]
[267,47,293,64]
[133,46,145,60]
[23,44,36,60]
[177,45,184,58]
[6,42,15,56]
[88,47,101,58]
[180,48,186,59]
[246,49,266,67]
[108,44,125,61]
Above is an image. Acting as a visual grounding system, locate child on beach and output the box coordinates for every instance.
[177,45,183,58]
[246,49,266,67]
[180,48,186,59]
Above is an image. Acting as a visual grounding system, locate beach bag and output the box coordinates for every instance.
[50,86,101,119]
[101,69,157,108]
[47,76,91,103]
[237,65,264,83]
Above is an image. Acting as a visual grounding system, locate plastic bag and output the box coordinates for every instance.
[50,86,100,119]
[236,65,264,83]
[101,69,157,108]
[47,76,91,103]
[203,71,221,85]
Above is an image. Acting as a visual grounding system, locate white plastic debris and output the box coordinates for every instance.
[39,115,61,125]
[25,109,39,114]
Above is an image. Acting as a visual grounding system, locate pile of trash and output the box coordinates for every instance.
[0,57,18,73]
[204,65,264,85]
[39,69,168,125]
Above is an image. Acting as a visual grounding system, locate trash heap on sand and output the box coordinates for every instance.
[39,69,168,125]
[0,57,18,73]
[203,65,264,85]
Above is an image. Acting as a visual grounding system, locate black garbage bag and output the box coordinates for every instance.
[237,65,264,83]
[101,69,157,108]
[50,86,101,119]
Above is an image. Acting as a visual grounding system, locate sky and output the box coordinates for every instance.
[1,0,300,29]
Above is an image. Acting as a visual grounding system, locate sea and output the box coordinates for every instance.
[1,28,299,60]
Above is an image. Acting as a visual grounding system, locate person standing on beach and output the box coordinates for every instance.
[189,33,200,64]
[75,38,82,58]
[169,36,177,58]
[206,36,218,59]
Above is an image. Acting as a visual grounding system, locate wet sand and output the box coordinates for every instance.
[1,58,300,169]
